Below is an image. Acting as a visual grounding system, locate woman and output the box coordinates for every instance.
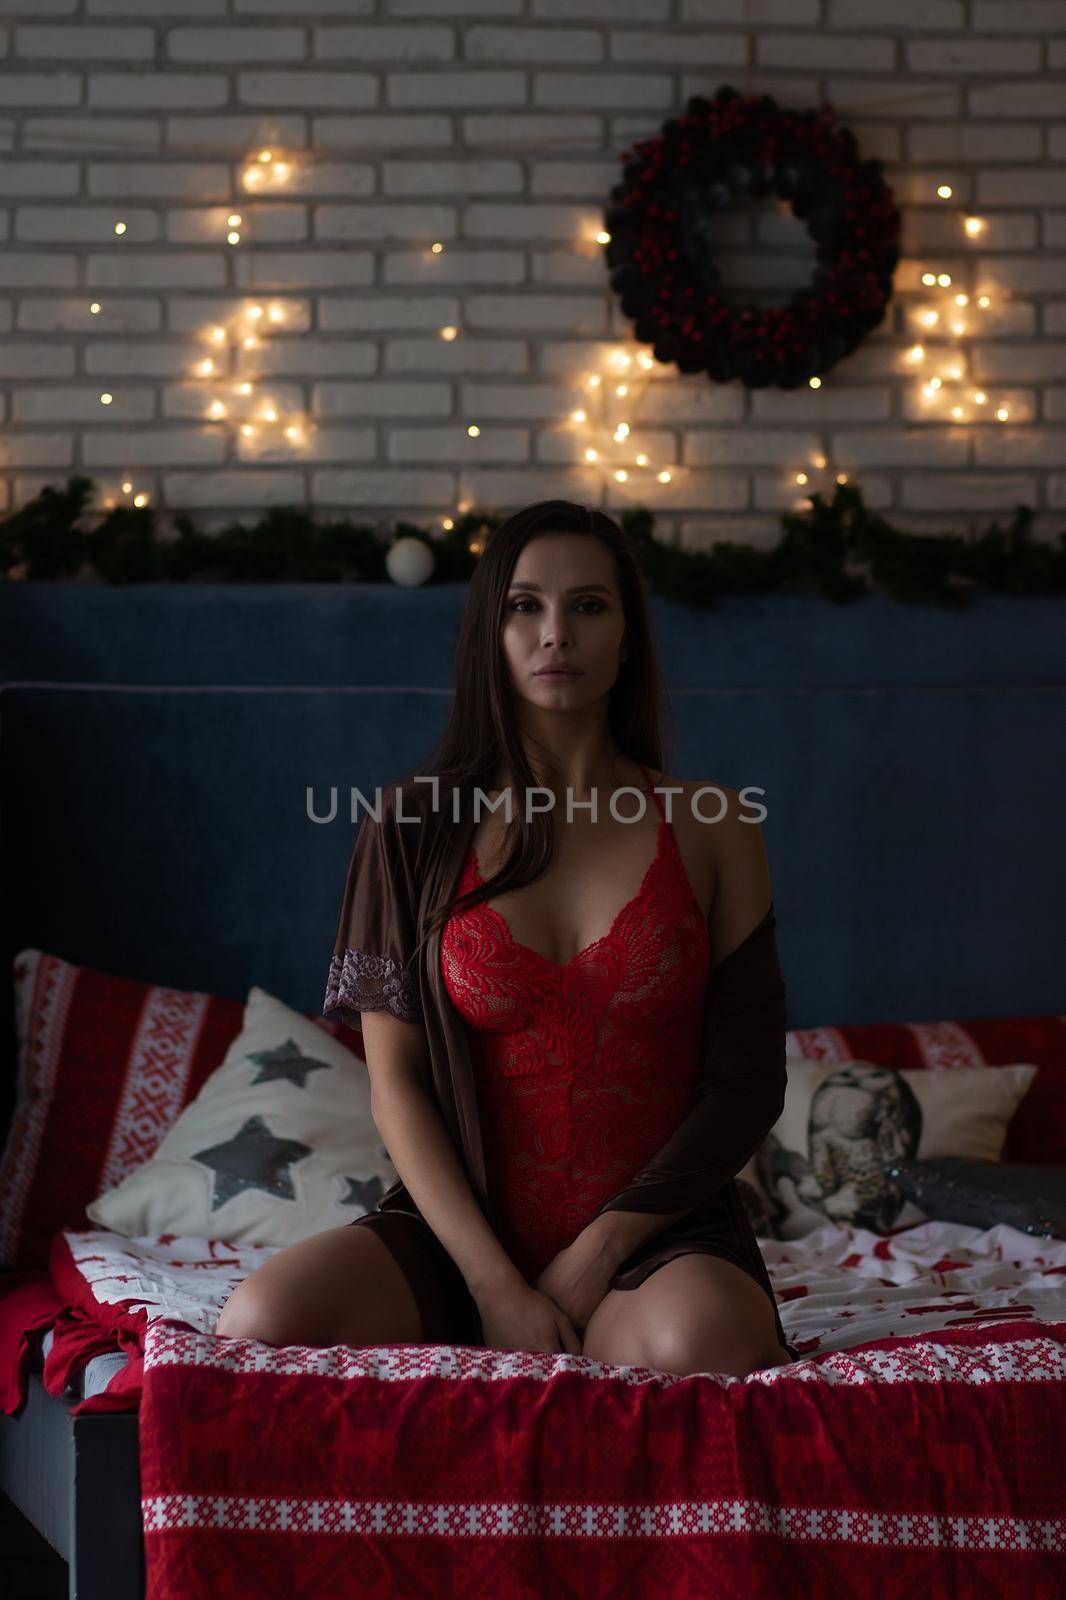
[217,499,797,1377]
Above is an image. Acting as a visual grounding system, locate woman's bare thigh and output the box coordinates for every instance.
[214,1222,424,1348]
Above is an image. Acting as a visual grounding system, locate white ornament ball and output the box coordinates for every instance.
[386,535,435,587]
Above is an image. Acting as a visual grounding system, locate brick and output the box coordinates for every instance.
[87,253,226,289]
[238,70,378,108]
[15,206,160,242]
[15,25,154,59]
[14,386,155,423]
[162,469,306,507]
[827,0,964,25]
[0,159,78,194]
[901,473,1038,509]
[167,27,306,63]
[25,115,160,151]
[83,427,226,467]
[89,73,228,110]
[311,468,454,508]
[0,342,75,377]
[313,25,455,61]
[312,380,452,417]
[0,72,81,108]
[0,432,73,467]
[907,39,1040,72]
[16,295,161,333]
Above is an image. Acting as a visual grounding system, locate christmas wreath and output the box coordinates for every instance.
[604,83,902,388]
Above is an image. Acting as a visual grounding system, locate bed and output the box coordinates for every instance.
[1,580,1064,1597]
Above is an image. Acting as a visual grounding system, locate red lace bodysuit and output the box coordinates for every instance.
[439,766,711,1283]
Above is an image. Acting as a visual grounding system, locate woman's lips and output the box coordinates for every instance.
[534,668,583,677]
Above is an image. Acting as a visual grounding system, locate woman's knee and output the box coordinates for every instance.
[214,1222,423,1348]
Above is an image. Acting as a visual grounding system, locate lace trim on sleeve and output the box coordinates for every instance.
[324,949,422,1026]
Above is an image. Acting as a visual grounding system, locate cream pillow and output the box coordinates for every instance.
[86,986,396,1247]
[737,1059,1038,1239]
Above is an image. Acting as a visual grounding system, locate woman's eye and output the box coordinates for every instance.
[509,598,605,613]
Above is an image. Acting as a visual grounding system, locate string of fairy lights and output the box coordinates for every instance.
[86,147,1012,538]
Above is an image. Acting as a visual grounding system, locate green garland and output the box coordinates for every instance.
[2,473,1064,607]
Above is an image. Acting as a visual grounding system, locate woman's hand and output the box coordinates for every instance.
[533,1223,619,1337]
[474,1279,581,1356]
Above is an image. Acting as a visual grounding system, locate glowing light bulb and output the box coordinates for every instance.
[121,481,132,493]
[974,391,987,404]
[948,365,962,380]
[921,383,936,398]
[937,273,952,286]
[431,242,443,253]
[248,305,264,319]
[814,454,827,469]
[244,166,265,187]
[809,376,821,388]
[836,473,848,484]
[921,272,937,286]
[133,493,148,507]
[923,310,939,326]
[262,405,278,422]
[268,304,284,322]
[284,425,301,440]
[996,407,1009,420]
[89,302,101,314]
[440,325,458,340]
[243,335,257,349]
[258,149,273,163]
[937,184,953,199]
[467,424,480,437]
[237,382,252,395]
[951,406,964,419]
[114,221,126,235]
[635,453,648,466]
[977,295,990,307]
[199,358,214,376]
[614,423,630,440]
[584,447,598,462]
[209,400,226,419]
[240,423,254,436]
[929,376,942,389]
[274,162,289,181]
[615,469,628,481]
[442,517,454,530]
[99,392,113,405]
[964,217,985,235]
[907,345,925,363]
[952,322,967,336]
[227,230,240,245]
[227,213,242,227]
[795,472,808,485]
[657,470,671,483]
[596,230,610,243]
[571,409,586,423]
[954,293,969,306]
[587,374,601,388]
[211,326,226,343]
[637,353,653,368]
[615,384,627,396]
[611,349,631,366]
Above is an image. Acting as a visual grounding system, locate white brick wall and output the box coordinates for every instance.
[0,0,1063,544]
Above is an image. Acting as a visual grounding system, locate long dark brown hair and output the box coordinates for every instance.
[407,498,674,962]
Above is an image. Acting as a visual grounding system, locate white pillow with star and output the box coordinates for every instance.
[85,985,397,1247]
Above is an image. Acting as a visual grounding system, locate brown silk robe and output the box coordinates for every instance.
[322,773,792,1356]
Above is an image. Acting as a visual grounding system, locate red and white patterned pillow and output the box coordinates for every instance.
[0,950,364,1270]
[785,1016,1066,1166]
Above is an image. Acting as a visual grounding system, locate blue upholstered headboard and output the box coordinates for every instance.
[2,581,1064,1127]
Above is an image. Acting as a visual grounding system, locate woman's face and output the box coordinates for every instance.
[500,533,627,709]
